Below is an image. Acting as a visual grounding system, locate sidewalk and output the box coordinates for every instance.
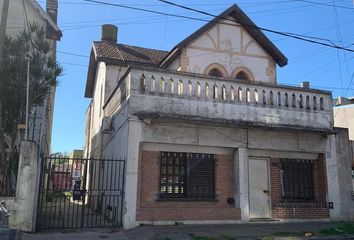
[0,228,19,240]
[125,222,354,240]
[21,228,129,240]
[17,222,354,240]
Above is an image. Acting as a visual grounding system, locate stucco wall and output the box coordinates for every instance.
[334,105,354,140]
[168,18,276,83]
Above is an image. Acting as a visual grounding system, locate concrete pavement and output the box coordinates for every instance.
[13,222,354,240]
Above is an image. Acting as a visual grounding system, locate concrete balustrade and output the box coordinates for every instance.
[103,66,333,132]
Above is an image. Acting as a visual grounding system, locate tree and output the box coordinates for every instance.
[0,23,63,194]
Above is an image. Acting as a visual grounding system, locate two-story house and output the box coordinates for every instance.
[84,5,351,229]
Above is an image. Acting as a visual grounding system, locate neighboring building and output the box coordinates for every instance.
[0,0,61,157]
[84,5,353,229]
[333,96,354,191]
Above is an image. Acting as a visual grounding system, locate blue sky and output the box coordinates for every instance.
[37,0,354,153]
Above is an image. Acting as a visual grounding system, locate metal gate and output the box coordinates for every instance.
[37,157,125,229]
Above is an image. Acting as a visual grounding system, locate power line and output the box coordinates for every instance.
[79,0,354,53]
[293,0,354,10]
[158,0,354,53]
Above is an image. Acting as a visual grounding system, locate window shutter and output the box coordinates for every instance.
[187,154,215,200]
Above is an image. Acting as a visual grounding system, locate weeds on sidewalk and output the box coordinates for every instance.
[319,221,354,236]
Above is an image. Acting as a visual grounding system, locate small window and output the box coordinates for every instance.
[208,68,223,77]
[281,159,314,200]
[235,71,249,81]
[159,152,215,200]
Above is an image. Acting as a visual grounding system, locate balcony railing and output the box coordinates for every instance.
[104,66,333,132]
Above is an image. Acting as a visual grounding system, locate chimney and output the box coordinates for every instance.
[46,0,58,23]
[300,81,310,89]
[101,24,118,43]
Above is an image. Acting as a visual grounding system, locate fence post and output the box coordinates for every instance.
[9,140,40,232]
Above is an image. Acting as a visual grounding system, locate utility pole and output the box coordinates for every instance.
[0,0,10,64]
[0,0,10,164]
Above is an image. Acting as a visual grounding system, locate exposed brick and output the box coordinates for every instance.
[136,151,241,221]
[270,154,329,219]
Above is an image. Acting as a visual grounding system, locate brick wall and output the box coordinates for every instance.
[270,154,329,219]
[136,151,241,221]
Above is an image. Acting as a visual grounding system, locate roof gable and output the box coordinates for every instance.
[159,4,287,68]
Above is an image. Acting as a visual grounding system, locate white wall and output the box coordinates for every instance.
[168,18,276,83]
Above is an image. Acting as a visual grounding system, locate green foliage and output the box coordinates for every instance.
[0,22,63,140]
[319,222,354,236]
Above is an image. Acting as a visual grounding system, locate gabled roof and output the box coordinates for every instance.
[159,4,287,68]
[28,0,62,40]
[84,41,168,97]
[94,41,168,66]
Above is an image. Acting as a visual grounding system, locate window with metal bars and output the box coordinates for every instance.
[280,159,314,201]
[159,152,215,200]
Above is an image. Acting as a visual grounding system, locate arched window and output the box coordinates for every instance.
[306,95,310,109]
[140,74,145,93]
[150,75,155,92]
[285,93,289,107]
[222,85,226,100]
[205,83,209,98]
[255,89,259,103]
[238,87,242,102]
[197,82,201,97]
[292,93,296,107]
[213,84,218,99]
[177,80,183,95]
[262,90,266,105]
[270,91,274,105]
[299,94,303,108]
[313,96,317,110]
[235,71,249,81]
[188,80,192,96]
[230,86,235,101]
[160,77,165,93]
[246,88,250,103]
[277,92,281,106]
[320,97,324,110]
[208,68,223,77]
[169,79,174,94]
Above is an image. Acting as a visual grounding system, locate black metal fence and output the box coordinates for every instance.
[37,157,126,229]
[0,147,19,197]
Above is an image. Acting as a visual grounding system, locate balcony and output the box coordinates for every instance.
[104,66,334,133]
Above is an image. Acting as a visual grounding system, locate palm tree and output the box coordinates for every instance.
[0,23,63,195]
